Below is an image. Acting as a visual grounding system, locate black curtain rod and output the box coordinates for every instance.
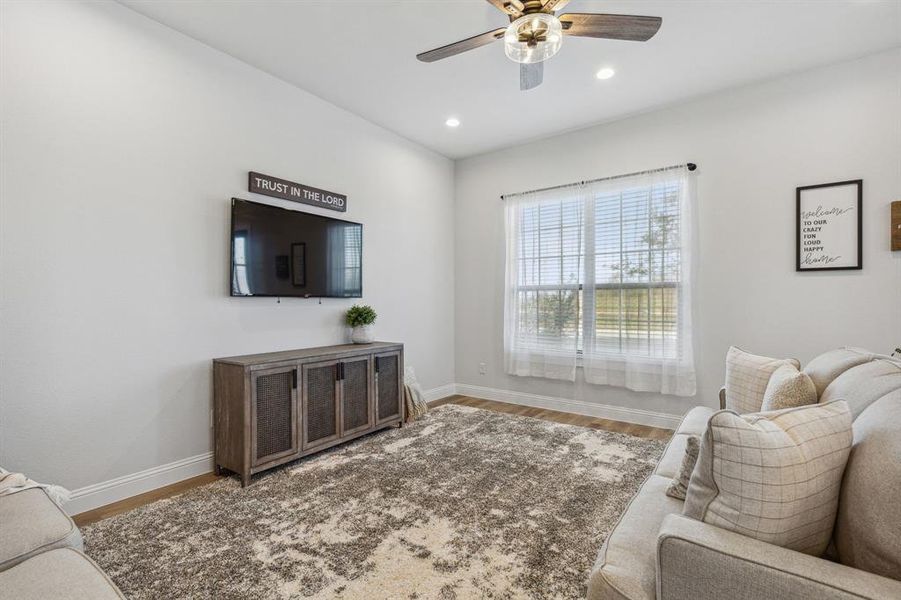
[500,162,697,200]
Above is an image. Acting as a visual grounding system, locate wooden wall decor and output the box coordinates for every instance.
[249,171,347,212]
[213,342,404,486]
[892,201,901,251]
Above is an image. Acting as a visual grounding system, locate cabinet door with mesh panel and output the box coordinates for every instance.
[341,356,373,437]
[302,359,340,449]
[374,351,403,424]
[250,366,299,467]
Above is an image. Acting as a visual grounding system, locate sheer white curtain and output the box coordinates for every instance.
[503,165,696,396]
[504,184,584,381]
[581,166,696,396]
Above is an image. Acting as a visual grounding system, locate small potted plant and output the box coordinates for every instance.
[346,305,377,344]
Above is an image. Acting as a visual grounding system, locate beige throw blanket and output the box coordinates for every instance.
[0,468,70,506]
[403,366,429,422]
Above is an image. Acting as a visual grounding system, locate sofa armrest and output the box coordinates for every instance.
[656,514,901,600]
[718,386,726,409]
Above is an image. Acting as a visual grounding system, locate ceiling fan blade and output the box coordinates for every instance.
[416,28,506,63]
[486,0,524,19]
[559,13,662,41]
[520,61,544,91]
[541,0,571,13]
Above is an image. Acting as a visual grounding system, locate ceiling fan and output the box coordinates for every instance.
[416,0,662,91]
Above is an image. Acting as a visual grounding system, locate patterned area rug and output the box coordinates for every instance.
[83,404,667,599]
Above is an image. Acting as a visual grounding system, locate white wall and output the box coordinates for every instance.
[454,50,901,421]
[2,2,899,513]
[0,1,455,498]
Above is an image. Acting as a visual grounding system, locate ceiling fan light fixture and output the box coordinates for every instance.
[504,13,562,64]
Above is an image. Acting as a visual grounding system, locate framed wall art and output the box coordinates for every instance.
[796,179,862,271]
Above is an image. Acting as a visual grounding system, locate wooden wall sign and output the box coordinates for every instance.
[249,171,346,212]
[892,201,901,251]
[797,179,862,271]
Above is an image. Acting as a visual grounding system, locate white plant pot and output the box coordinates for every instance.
[351,325,374,344]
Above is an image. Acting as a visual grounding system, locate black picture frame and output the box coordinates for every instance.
[796,179,862,272]
[291,243,306,287]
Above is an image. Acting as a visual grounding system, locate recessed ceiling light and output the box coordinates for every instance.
[596,67,615,80]
[445,117,461,128]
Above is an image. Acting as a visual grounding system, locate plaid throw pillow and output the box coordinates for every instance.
[725,346,800,413]
[683,401,853,556]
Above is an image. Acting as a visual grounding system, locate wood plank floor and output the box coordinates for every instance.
[73,395,672,526]
[432,395,673,440]
[73,473,221,527]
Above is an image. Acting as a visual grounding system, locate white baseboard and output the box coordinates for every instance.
[68,386,457,517]
[67,452,214,516]
[422,383,457,403]
[454,383,682,429]
[66,382,675,517]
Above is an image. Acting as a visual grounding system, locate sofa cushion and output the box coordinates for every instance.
[820,357,901,419]
[834,389,901,581]
[683,401,853,556]
[589,406,705,599]
[0,488,83,571]
[761,364,817,411]
[588,475,684,600]
[725,346,800,414]
[803,347,875,397]
[0,548,124,599]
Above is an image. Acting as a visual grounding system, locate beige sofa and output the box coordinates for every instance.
[0,487,123,598]
[589,348,901,600]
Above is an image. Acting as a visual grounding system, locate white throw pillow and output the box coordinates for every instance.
[683,401,852,556]
[725,346,800,413]
[761,364,817,411]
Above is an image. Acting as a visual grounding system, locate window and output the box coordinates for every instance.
[515,196,584,350]
[591,181,682,358]
[504,166,696,396]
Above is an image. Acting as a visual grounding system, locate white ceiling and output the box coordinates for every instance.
[120,0,900,159]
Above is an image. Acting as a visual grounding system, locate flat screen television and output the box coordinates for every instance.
[230,198,362,298]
